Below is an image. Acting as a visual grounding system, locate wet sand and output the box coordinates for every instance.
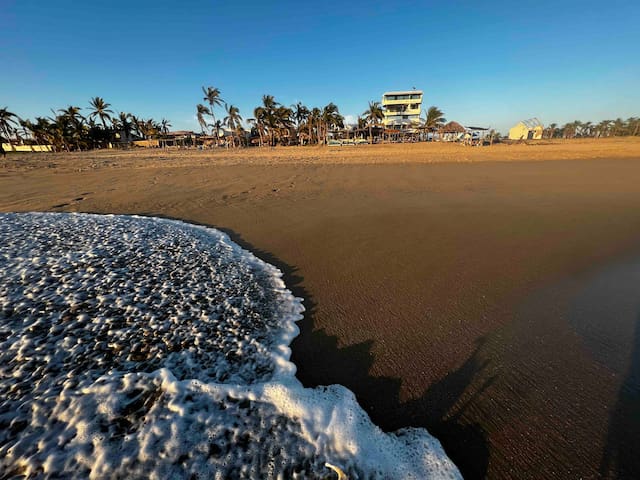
[2,139,640,478]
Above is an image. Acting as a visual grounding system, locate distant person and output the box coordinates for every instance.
[0,142,5,158]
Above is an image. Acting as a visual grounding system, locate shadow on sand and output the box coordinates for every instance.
[599,312,640,479]
[210,225,492,479]
[292,320,494,479]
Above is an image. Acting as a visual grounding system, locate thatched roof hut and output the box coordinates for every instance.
[441,121,466,133]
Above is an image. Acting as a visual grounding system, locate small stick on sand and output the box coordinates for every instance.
[325,462,348,479]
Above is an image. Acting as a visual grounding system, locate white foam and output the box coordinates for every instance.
[0,213,461,478]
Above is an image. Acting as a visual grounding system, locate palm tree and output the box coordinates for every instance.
[258,95,280,146]
[595,120,610,138]
[160,118,171,135]
[224,104,243,147]
[21,117,52,147]
[0,107,19,142]
[156,118,172,148]
[309,107,321,144]
[274,106,293,145]
[129,114,143,138]
[88,97,113,129]
[573,120,584,137]
[213,120,223,144]
[18,118,34,145]
[292,102,310,144]
[202,86,224,130]
[196,104,210,134]
[224,104,243,130]
[422,106,446,140]
[546,123,558,139]
[139,118,160,140]
[57,106,85,150]
[115,112,134,142]
[261,94,277,112]
[582,121,593,137]
[58,105,84,124]
[362,101,384,143]
[628,117,640,136]
[248,107,267,147]
[612,118,625,136]
[47,112,72,151]
[561,122,576,139]
[320,103,343,145]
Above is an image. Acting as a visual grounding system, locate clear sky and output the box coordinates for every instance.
[2,0,638,133]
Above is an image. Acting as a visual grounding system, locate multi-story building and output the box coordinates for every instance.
[382,90,423,131]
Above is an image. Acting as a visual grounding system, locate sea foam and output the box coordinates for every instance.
[0,213,461,479]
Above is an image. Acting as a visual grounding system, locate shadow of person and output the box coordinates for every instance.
[400,338,495,479]
[292,319,493,479]
[599,313,640,479]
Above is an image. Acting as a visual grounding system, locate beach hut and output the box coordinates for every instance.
[440,121,466,142]
[508,118,543,140]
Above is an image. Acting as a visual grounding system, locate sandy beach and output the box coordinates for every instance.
[2,138,640,478]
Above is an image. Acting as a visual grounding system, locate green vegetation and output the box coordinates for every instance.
[0,107,19,143]
[422,106,447,132]
[544,119,640,139]
[202,86,224,133]
[362,101,384,143]
[241,93,344,147]
[0,100,168,152]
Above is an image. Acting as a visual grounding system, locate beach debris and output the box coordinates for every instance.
[326,462,349,479]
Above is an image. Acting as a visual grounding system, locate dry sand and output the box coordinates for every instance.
[2,138,640,479]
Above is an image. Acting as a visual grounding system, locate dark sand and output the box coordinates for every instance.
[2,140,640,478]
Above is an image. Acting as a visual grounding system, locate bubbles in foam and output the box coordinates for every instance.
[0,213,461,478]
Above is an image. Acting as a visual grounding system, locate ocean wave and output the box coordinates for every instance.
[0,213,460,479]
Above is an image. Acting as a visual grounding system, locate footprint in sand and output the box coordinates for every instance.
[73,192,94,203]
[51,192,92,210]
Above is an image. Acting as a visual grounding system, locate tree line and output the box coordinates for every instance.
[197,86,347,147]
[0,85,449,151]
[0,99,170,152]
[544,118,640,139]
[2,87,637,152]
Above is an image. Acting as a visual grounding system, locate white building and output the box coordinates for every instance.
[382,90,423,131]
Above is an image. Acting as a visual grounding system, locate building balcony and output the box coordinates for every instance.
[383,114,420,124]
[382,98,422,106]
[384,108,421,116]
[382,91,423,101]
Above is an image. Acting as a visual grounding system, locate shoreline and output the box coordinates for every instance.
[3,137,640,171]
[2,139,640,478]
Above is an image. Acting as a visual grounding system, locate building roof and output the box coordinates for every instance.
[167,130,196,136]
[517,118,543,129]
[441,121,466,133]
[383,90,423,96]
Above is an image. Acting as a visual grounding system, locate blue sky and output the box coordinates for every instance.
[1,0,638,133]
